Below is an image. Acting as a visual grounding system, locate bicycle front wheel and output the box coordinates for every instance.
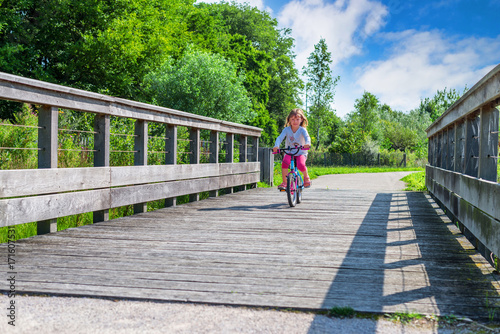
[296,174,303,204]
[287,173,297,207]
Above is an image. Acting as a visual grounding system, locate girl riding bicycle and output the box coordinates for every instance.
[273,108,312,190]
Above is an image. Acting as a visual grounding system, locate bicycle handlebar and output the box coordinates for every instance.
[272,145,309,155]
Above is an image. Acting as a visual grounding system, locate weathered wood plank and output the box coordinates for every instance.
[0,163,260,198]
[0,167,111,197]
[0,173,259,226]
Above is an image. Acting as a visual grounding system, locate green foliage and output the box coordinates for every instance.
[143,48,253,123]
[350,91,381,141]
[0,105,38,169]
[191,1,302,145]
[385,312,424,324]
[0,0,193,107]
[401,171,427,191]
[303,38,340,149]
[330,122,368,154]
[417,87,466,122]
[328,306,355,318]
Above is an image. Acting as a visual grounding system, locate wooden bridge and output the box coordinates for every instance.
[0,67,500,321]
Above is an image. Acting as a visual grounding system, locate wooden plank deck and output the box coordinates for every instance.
[2,188,500,320]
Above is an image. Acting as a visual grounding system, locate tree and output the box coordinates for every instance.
[0,0,193,99]
[303,38,340,149]
[143,48,252,123]
[417,87,465,122]
[191,1,303,144]
[349,91,381,141]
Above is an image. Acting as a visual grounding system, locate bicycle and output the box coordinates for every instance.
[273,145,309,207]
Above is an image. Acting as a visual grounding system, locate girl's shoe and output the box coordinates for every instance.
[277,182,286,190]
[304,177,311,188]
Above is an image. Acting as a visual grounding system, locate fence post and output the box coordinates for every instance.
[249,136,259,188]
[465,114,480,177]
[93,114,110,223]
[224,133,234,194]
[37,105,58,234]
[189,127,200,202]
[165,124,177,207]
[259,147,274,186]
[455,121,464,173]
[133,120,148,213]
[478,105,499,181]
[209,130,219,197]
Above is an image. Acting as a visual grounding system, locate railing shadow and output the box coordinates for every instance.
[307,191,500,333]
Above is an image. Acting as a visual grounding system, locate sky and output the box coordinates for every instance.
[198,0,500,118]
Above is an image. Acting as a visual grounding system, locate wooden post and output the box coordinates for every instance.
[447,126,454,171]
[259,147,274,186]
[134,120,148,214]
[436,132,442,168]
[237,135,247,191]
[225,133,234,194]
[478,105,499,181]
[165,124,177,207]
[452,123,458,172]
[239,135,247,163]
[250,136,259,162]
[37,105,58,234]
[209,130,219,198]
[93,114,110,223]
[442,129,448,170]
[189,127,200,202]
[455,121,464,173]
[465,114,479,177]
[249,136,259,188]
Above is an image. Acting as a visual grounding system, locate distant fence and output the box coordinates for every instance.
[0,72,263,235]
[426,64,500,266]
[305,151,408,167]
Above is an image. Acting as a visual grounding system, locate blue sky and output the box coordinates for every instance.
[199,0,500,118]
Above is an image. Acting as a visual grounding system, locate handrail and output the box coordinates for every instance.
[0,72,263,236]
[426,63,500,137]
[425,63,500,267]
[0,71,261,137]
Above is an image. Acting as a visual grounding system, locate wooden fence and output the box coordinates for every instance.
[0,72,263,235]
[426,64,500,264]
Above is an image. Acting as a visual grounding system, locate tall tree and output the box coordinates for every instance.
[350,91,381,141]
[303,38,340,149]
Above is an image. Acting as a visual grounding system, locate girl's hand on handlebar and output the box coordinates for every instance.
[272,146,278,153]
[303,144,310,150]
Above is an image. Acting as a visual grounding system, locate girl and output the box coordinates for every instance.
[273,108,312,190]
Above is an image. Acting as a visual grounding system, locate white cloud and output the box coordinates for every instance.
[356,30,500,112]
[278,0,388,71]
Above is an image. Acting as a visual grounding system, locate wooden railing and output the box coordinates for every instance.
[0,72,262,235]
[426,64,500,263]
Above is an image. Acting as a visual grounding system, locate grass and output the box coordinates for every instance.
[385,312,425,324]
[401,171,427,191]
[264,164,424,188]
[328,306,356,318]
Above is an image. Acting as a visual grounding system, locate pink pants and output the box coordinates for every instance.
[282,154,307,172]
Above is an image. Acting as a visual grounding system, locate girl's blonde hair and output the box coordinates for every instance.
[285,108,308,128]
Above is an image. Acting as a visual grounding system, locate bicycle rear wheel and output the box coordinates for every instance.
[287,173,297,207]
